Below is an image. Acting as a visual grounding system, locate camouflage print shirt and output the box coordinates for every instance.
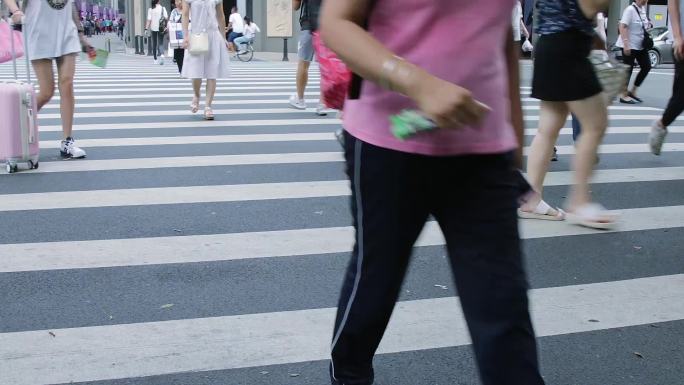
[535,0,595,36]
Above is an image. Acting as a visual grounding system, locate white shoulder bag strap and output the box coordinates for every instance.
[188,0,209,55]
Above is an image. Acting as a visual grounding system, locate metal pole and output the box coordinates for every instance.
[282,38,289,61]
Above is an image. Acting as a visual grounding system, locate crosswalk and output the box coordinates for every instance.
[1,54,683,385]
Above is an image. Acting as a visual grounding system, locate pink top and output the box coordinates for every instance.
[343,0,518,156]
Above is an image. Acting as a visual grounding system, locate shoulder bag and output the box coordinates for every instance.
[632,4,653,50]
[189,1,209,55]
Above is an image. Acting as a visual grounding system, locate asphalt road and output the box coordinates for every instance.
[0,48,683,385]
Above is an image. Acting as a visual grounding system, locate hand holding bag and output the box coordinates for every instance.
[0,20,24,64]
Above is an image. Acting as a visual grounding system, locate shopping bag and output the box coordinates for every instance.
[0,20,24,64]
[168,22,184,49]
[84,48,109,68]
[521,38,533,53]
[588,50,628,103]
[312,31,351,110]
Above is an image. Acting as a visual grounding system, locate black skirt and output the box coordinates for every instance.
[531,29,603,102]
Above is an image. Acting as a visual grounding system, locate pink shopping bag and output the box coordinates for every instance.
[312,31,351,111]
[0,20,24,64]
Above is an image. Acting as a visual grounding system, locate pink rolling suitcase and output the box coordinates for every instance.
[0,20,39,174]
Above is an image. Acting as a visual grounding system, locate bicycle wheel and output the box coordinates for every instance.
[237,45,254,62]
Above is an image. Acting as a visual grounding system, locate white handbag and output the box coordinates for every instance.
[189,32,209,55]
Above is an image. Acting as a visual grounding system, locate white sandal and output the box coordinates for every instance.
[518,200,565,221]
[190,97,199,114]
[204,106,215,121]
[565,203,619,230]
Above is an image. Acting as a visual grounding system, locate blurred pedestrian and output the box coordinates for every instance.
[181,0,231,120]
[146,0,168,65]
[289,0,326,116]
[170,0,185,74]
[3,0,89,158]
[616,0,652,104]
[650,0,684,155]
[234,16,259,54]
[117,18,125,39]
[227,6,243,53]
[523,0,616,229]
[320,1,545,384]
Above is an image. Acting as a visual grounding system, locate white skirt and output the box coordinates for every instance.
[181,30,231,80]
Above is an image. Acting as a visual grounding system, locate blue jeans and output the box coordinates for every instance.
[233,36,253,51]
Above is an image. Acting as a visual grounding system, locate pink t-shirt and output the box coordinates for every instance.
[343,0,518,156]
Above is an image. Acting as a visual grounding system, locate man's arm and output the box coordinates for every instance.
[505,27,524,169]
[670,0,684,60]
[520,19,530,40]
[578,0,611,18]
[293,0,302,11]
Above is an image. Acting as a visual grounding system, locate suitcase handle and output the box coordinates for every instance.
[9,17,31,84]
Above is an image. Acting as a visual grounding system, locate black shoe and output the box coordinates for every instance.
[551,147,558,162]
[619,97,638,104]
[627,92,643,103]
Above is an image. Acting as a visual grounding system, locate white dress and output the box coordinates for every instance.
[24,0,82,60]
[181,0,231,80]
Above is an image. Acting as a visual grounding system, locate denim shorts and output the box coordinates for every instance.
[298,30,314,62]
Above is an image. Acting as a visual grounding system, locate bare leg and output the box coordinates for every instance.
[56,54,77,139]
[31,59,55,112]
[296,60,310,100]
[191,79,201,113]
[205,79,217,107]
[567,93,608,211]
[192,79,202,98]
[520,101,568,214]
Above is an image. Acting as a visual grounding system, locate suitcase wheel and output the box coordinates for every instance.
[6,163,18,174]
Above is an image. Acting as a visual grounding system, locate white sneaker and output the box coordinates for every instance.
[649,120,667,156]
[288,95,306,110]
[315,104,328,116]
[60,138,87,159]
[153,59,159,65]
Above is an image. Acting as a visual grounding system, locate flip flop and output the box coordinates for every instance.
[565,203,619,230]
[518,200,565,221]
[190,97,199,114]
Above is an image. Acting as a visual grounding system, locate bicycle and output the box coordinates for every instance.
[235,41,254,62]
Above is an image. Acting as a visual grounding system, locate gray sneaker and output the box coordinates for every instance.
[316,103,328,116]
[648,120,667,156]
